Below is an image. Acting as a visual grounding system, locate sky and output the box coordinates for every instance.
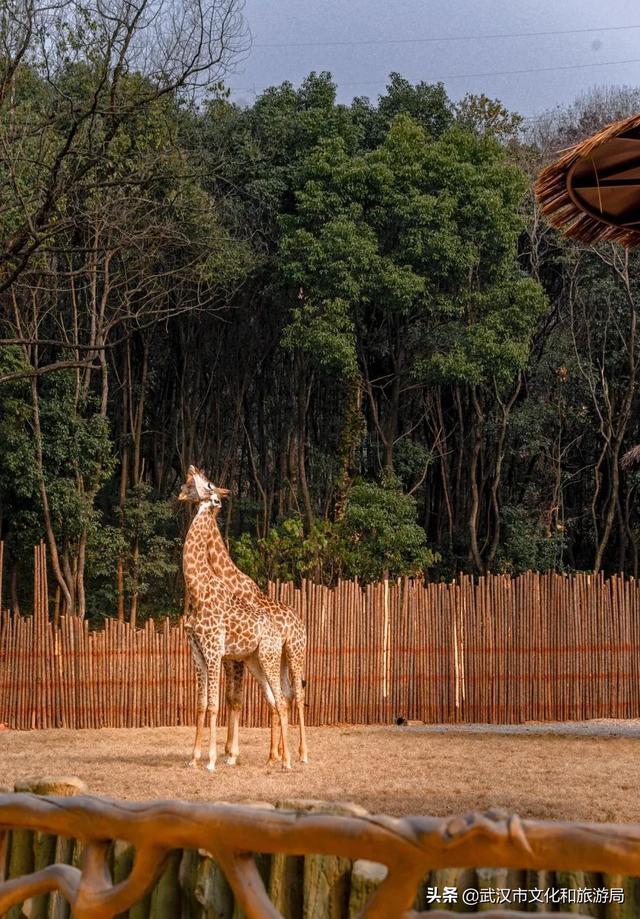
[227,0,640,118]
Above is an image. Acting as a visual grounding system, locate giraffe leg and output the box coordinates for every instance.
[191,706,206,768]
[296,691,308,764]
[267,712,280,766]
[258,644,291,771]
[224,660,244,766]
[188,636,208,767]
[286,646,308,764]
[224,660,234,755]
[244,653,288,768]
[269,653,297,765]
[204,653,222,772]
[273,647,293,760]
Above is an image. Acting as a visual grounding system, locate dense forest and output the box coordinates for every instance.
[3,0,640,623]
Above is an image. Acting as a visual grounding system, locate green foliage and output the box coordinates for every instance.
[0,358,114,548]
[37,374,115,540]
[280,298,358,378]
[393,440,434,492]
[0,349,39,565]
[279,108,547,398]
[84,486,181,622]
[231,478,438,586]
[353,73,454,147]
[338,478,439,581]
[426,276,548,388]
[496,505,566,575]
[6,65,639,611]
[0,349,35,500]
[106,485,180,618]
[232,517,338,586]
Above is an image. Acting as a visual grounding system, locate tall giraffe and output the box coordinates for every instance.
[180,466,308,766]
[180,484,292,771]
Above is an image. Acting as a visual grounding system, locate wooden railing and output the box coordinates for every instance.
[1,791,640,918]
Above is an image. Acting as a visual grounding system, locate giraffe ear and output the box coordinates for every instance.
[187,465,197,476]
[215,487,230,498]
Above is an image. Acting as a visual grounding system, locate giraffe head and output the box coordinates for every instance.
[179,465,230,513]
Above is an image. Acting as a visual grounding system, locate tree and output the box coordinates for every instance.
[0,0,247,297]
[4,69,640,614]
[231,478,438,586]
[338,478,438,582]
[0,1,248,615]
[455,93,523,140]
[279,108,546,570]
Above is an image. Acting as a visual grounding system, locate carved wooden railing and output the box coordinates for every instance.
[1,793,640,918]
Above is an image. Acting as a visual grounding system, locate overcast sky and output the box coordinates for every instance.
[227,0,640,118]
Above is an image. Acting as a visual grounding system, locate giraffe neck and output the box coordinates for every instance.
[197,501,260,596]
[183,508,220,598]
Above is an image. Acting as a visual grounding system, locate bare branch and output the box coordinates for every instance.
[0,360,100,384]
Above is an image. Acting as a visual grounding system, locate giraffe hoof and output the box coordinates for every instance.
[266,756,280,767]
[224,756,237,766]
[187,760,199,768]
[205,762,216,772]
[300,756,309,764]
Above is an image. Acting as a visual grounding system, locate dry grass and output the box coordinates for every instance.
[1,725,639,823]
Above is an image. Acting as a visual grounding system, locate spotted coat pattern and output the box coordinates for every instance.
[201,516,306,694]
[182,504,292,769]
[180,467,308,764]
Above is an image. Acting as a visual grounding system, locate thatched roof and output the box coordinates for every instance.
[534,112,640,247]
[621,444,640,471]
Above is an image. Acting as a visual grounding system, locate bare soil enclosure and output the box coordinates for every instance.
[1,723,639,822]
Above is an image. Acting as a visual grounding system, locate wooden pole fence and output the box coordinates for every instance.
[1,558,640,729]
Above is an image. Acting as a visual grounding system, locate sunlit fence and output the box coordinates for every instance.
[1,542,639,730]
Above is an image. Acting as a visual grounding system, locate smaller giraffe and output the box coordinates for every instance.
[180,467,308,766]
[180,487,292,771]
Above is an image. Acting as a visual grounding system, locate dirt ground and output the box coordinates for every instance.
[1,722,639,822]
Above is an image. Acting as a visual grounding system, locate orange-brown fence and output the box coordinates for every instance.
[4,783,640,919]
[1,542,640,729]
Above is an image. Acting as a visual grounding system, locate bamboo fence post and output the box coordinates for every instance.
[417,579,427,723]
[5,552,640,731]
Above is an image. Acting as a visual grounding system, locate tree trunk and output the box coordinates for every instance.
[334,377,364,521]
[594,443,621,573]
[486,375,522,568]
[433,390,454,550]
[295,357,314,531]
[76,528,87,619]
[10,562,20,617]
[468,388,484,573]
[129,537,139,628]
[382,372,401,476]
[31,377,75,614]
[116,412,130,621]
[454,386,466,532]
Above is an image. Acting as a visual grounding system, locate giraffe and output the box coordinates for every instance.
[179,466,308,766]
[179,484,292,771]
